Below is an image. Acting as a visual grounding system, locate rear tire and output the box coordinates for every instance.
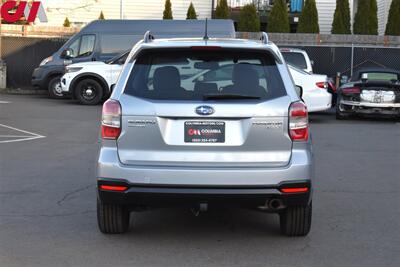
[97,199,130,234]
[75,79,104,105]
[280,203,312,237]
[336,104,350,120]
[48,76,64,99]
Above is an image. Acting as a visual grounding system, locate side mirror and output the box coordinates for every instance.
[310,60,315,66]
[61,48,73,59]
[295,85,303,98]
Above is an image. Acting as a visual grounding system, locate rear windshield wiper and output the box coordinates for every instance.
[203,94,261,100]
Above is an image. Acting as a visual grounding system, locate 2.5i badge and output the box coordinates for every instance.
[184,121,225,143]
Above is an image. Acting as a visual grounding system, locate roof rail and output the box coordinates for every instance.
[144,31,154,43]
[260,32,269,44]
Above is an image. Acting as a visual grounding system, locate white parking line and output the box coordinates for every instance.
[0,123,45,144]
[0,101,11,104]
[0,135,35,138]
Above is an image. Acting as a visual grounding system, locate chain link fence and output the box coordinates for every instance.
[1,35,400,89]
[1,36,67,89]
[282,45,400,79]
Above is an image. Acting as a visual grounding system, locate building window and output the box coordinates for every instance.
[290,0,303,13]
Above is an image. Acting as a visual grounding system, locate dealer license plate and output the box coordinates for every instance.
[184,121,225,143]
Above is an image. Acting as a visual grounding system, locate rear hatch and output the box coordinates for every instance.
[117,47,293,168]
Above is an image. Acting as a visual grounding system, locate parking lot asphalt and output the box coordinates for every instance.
[0,94,399,267]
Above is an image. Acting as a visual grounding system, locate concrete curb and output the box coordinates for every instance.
[0,88,48,95]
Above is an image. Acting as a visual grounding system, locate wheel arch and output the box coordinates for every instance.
[70,73,109,99]
[46,72,64,87]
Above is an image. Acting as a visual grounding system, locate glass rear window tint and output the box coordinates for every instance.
[281,52,307,70]
[124,49,286,101]
[361,72,399,81]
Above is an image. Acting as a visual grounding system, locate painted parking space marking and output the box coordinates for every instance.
[0,123,45,143]
[0,101,11,104]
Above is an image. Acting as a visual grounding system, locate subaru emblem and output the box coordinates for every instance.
[195,105,214,116]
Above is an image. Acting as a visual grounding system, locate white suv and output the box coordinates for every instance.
[60,51,129,105]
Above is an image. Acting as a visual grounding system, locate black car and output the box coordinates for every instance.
[336,68,400,119]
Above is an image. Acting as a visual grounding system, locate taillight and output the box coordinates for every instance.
[101,99,121,139]
[342,87,361,94]
[289,102,309,142]
[99,185,128,191]
[280,187,309,193]
[316,82,327,89]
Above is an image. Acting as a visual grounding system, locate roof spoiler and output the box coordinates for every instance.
[143,31,154,43]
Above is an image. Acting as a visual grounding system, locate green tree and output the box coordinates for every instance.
[163,0,173,20]
[385,0,400,36]
[238,4,260,32]
[331,0,351,34]
[98,11,105,20]
[267,0,290,33]
[297,0,320,33]
[186,2,197,19]
[63,17,71,27]
[215,0,230,19]
[353,0,378,35]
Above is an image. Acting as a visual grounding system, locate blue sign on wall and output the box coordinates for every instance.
[290,0,303,12]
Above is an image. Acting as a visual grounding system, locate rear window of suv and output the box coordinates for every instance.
[124,48,286,101]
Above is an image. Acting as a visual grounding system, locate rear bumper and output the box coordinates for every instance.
[97,142,313,187]
[97,142,313,208]
[341,100,400,108]
[97,180,312,208]
[339,100,400,116]
[304,90,332,112]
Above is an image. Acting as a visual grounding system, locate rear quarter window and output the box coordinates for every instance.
[124,48,286,101]
[281,52,307,70]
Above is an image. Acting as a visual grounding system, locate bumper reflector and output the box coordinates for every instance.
[99,185,128,191]
[280,187,309,193]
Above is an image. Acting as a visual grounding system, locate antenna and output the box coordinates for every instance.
[203,18,209,41]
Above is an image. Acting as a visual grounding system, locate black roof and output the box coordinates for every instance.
[350,67,400,81]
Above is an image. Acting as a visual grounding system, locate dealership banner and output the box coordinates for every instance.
[1,1,47,23]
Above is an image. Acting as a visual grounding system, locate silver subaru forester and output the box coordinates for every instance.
[97,32,313,236]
